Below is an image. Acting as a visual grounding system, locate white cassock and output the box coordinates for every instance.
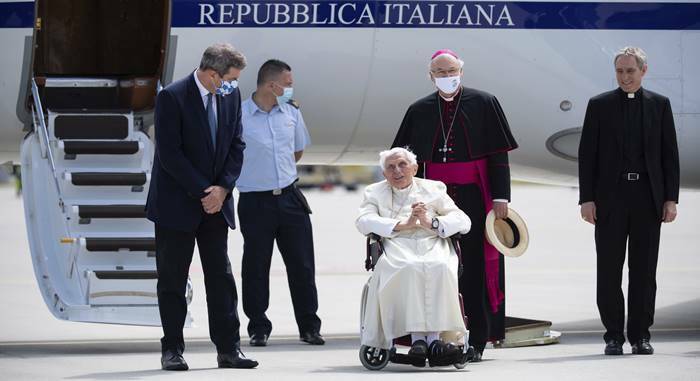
[357,177,471,349]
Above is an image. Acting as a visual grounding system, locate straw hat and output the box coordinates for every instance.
[485,207,529,257]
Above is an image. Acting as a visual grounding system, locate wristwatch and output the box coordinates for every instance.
[431,217,439,230]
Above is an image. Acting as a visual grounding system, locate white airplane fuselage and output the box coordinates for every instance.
[2,0,699,327]
[1,0,698,188]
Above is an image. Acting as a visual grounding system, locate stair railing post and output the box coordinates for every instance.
[31,77,65,212]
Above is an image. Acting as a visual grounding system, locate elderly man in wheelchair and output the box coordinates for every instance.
[356,147,474,370]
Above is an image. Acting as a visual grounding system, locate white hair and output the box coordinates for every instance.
[378,147,418,169]
[614,46,647,69]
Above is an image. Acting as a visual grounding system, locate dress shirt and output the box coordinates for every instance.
[237,95,311,192]
[192,70,217,119]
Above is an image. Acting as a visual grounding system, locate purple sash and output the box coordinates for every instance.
[425,160,504,313]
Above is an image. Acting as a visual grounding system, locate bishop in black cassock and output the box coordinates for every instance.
[392,49,518,360]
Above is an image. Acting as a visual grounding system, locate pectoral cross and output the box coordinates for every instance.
[439,144,453,162]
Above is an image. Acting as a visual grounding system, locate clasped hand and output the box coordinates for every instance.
[201,185,227,214]
[394,202,432,231]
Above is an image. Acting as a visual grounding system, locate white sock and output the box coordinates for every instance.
[426,332,439,343]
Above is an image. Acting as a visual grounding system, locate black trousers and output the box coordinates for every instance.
[595,177,661,344]
[452,184,506,350]
[155,212,240,354]
[238,189,321,337]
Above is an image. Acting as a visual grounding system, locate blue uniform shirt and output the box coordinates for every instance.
[237,95,311,192]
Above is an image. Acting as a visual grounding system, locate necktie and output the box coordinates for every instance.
[206,93,217,147]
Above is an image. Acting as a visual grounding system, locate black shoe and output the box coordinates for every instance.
[604,339,623,355]
[470,343,485,363]
[217,349,259,369]
[249,333,269,347]
[300,331,325,345]
[428,340,462,367]
[407,340,428,367]
[161,350,188,371]
[631,339,654,355]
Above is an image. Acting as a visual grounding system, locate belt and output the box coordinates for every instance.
[243,183,295,196]
[424,162,481,185]
[620,172,647,181]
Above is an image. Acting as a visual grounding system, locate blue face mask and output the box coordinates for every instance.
[215,78,237,96]
[276,86,294,106]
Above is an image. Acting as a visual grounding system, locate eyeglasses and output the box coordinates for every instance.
[430,68,461,77]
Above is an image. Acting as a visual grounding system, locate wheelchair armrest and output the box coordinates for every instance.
[448,234,464,278]
[365,234,385,271]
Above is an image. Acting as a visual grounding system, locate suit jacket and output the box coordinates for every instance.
[146,73,246,232]
[578,87,680,219]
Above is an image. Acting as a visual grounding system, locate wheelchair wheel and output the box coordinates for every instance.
[359,345,390,370]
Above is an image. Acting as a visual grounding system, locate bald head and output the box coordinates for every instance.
[429,53,464,78]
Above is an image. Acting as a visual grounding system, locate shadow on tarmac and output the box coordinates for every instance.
[1,331,697,379]
[553,298,700,332]
[0,336,359,358]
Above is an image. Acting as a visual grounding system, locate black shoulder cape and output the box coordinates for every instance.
[392,87,518,162]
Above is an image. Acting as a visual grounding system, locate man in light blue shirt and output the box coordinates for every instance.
[237,59,323,347]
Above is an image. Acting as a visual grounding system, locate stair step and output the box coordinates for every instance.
[45,78,118,88]
[93,270,157,280]
[54,114,129,140]
[86,270,157,306]
[76,205,146,219]
[67,172,147,186]
[83,237,155,252]
[43,78,120,110]
[51,108,132,114]
[61,141,140,155]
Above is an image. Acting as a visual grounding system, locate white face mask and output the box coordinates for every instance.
[434,75,461,94]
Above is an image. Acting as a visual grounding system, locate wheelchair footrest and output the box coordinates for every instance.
[390,353,426,367]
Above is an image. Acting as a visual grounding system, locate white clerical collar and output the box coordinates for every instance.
[620,87,642,100]
[438,88,461,102]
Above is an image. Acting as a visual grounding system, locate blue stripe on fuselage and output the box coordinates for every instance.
[0,2,33,28]
[175,1,700,30]
[2,1,700,30]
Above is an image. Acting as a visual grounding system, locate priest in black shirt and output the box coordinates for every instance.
[392,49,518,361]
[578,46,679,356]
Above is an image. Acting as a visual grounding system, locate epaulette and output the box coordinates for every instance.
[287,99,300,109]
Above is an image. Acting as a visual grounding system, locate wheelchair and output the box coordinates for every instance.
[359,233,475,370]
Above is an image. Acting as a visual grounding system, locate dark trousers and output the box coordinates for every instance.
[238,190,321,337]
[453,184,506,350]
[155,212,240,354]
[595,177,661,344]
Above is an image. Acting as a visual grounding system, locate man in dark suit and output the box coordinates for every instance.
[578,46,680,356]
[146,43,258,370]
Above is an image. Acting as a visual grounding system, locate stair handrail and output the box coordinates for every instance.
[30,77,65,212]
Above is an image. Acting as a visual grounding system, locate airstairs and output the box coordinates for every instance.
[21,78,192,326]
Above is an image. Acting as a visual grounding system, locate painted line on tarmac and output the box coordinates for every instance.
[0,333,361,347]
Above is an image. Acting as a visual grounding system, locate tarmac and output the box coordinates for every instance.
[0,182,698,380]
